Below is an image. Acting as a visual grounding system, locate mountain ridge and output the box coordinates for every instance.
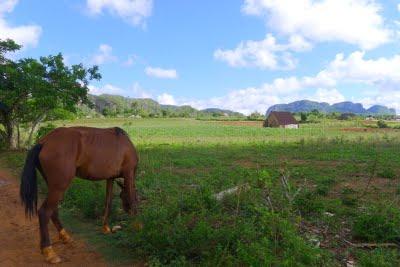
[266,100,396,115]
[87,94,245,117]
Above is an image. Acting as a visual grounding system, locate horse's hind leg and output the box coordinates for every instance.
[38,165,73,244]
[52,208,73,243]
[39,189,65,264]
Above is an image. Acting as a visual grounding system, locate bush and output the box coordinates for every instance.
[353,205,400,242]
[300,113,308,123]
[378,168,396,179]
[357,248,400,267]
[315,184,330,196]
[340,188,358,207]
[377,120,388,129]
[35,123,57,142]
[118,186,325,266]
[294,191,325,216]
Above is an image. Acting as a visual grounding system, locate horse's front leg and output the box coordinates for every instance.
[124,171,138,215]
[102,178,114,234]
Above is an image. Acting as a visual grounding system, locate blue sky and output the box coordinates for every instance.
[1,0,400,114]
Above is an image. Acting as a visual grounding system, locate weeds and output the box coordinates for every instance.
[353,205,400,242]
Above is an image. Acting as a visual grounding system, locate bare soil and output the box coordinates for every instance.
[216,121,263,127]
[340,127,393,133]
[0,168,107,266]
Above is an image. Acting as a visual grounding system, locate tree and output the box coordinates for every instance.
[0,39,21,64]
[311,109,320,116]
[377,120,388,129]
[300,112,308,123]
[0,39,101,149]
[247,111,264,121]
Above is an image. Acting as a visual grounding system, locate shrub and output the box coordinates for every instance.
[315,184,330,196]
[357,248,400,267]
[294,191,325,216]
[340,188,357,207]
[35,123,57,142]
[119,187,324,266]
[353,205,400,242]
[378,168,396,179]
[377,120,388,129]
[300,113,308,123]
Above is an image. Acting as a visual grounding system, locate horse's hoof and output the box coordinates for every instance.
[102,225,112,234]
[42,246,62,264]
[59,228,73,244]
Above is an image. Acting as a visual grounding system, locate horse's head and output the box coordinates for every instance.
[116,180,136,214]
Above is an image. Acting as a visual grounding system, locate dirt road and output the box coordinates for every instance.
[0,168,107,266]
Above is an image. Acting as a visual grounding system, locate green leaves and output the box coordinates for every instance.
[0,39,21,64]
[0,38,101,148]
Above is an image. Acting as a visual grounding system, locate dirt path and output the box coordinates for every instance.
[0,168,107,267]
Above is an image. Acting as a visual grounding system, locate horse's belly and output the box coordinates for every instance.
[76,159,122,180]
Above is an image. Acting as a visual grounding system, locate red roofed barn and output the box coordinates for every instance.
[264,111,299,129]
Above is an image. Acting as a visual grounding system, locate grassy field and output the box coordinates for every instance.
[2,118,400,266]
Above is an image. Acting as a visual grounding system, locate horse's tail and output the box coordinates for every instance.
[20,143,42,217]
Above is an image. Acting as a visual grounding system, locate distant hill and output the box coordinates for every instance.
[366,105,396,115]
[85,94,244,118]
[266,100,396,116]
[201,108,244,117]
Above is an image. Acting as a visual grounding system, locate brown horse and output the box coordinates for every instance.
[19,126,139,264]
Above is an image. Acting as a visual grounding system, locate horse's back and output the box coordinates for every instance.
[38,127,137,180]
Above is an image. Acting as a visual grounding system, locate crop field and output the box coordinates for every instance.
[2,118,400,266]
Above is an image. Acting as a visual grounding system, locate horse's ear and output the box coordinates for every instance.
[116,180,124,189]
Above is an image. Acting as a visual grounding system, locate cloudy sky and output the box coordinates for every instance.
[1,0,400,114]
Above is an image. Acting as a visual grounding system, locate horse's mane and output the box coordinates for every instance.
[114,127,128,136]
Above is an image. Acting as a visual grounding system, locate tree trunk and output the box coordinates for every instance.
[6,122,18,150]
[2,114,18,150]
[17,124,20,149]
[27,115,45,146]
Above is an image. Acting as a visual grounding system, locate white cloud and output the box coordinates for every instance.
[0,0,42,48]
[88,84,124,95]
[157,93,176,105]
[359,92,400,113]
[0,0,17,13]
[131,82,152,98]
[317,51,400,89]
[242,0,392,50]
[309,88,345,104]
[398,3,400,12]
[145,67,178,79]
[179,51,400,114]
[86,0,153,26]
[123,54,137,66]
[88,82,153,98]
[214,34,312,70]
[90,44,117,65]
[89,82,153,98]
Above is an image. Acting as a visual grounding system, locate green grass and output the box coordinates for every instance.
[2,118,400,266]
